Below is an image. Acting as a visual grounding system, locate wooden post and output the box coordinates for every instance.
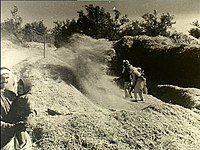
[44,32,46,58]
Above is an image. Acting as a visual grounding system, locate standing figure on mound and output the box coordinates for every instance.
[128,66,142,95]
[132,71,148,101]
[121,60,134,98]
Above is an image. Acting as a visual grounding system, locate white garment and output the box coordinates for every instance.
[1,131,32,150]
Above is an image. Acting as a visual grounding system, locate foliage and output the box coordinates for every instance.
[52,6,178,47]
[170,31,198,45]
[140,10,176,36]
[53,19,78,48]
[1,6,23,43]
[76,5,129,40]
[189,20,200,39]
[53,4,129,47]
[77,5,112,39]
[121,10,176,37]
[22,20,47,42]
[120,20,144,37]
[110,8,130,40]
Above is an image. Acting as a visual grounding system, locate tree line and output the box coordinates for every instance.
[1,5,200,47]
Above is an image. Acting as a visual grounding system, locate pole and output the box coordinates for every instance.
[44,32,46,58]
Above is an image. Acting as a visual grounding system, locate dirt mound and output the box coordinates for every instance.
[113,35,200,88]
[1,39,22,52]
[4,35,200,149]
[25,42,56,50]
[54,34,120,104]
[12,59,200,149]
[156,85,200,109]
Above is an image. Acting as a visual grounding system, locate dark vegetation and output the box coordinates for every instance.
[112,36,200,90]
[1,5,200,89]
[189,20,200,39]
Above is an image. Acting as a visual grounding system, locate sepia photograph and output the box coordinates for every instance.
[1,0,200,149]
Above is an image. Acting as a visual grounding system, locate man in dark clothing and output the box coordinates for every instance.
[121,60,134,98]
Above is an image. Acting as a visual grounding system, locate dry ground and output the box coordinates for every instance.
[2,36,200,150]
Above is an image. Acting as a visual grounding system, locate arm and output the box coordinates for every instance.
[22,94,37,126]
[0,94,15,129]
[25,94,37,116]
[1,118,26,138]
[1,93,26,135]
[1,120,15,129]
[1,107,26,133]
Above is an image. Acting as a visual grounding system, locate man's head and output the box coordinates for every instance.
[1,67,11,89]
[0,67,17,92]
[123,60,130,67]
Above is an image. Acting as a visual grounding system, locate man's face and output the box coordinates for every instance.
[0,73,10,89]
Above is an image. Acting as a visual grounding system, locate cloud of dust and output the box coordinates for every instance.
[55,34,123,102]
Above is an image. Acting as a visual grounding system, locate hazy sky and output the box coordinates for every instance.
[1,0,200,34]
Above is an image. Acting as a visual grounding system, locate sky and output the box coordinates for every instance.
[1,0,200,34]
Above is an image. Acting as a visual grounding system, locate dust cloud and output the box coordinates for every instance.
[55,34,123,103]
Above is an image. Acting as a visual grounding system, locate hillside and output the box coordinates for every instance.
[2,34,200,150]
[112,35,200,88]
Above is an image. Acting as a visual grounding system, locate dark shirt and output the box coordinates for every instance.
[10,93,35,123]
[122,66,133,82]
[1,90,16,148]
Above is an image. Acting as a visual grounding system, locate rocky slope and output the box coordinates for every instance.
[2,35,200,150]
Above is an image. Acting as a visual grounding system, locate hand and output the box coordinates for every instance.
[16,121,26,124]
[26,116,34,126]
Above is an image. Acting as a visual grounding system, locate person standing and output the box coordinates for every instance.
[121,60,133,98]
[128,66,142,95]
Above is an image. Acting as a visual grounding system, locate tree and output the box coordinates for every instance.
[120,20,144,37]
[77,4,113,39]
[22,20,47,42]
[189,20,200,39]
[53,19,78,47]
[76,4,129,40]
[53,4,129,47]
[140,10,176,36]
[119,10,176,37]
[1,6,23,43]
[110,8,130,40]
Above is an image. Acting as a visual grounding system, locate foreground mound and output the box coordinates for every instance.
[13,58,200,150]
[7,34,200,149]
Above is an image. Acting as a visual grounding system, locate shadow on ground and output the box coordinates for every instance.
[44,64,86,94]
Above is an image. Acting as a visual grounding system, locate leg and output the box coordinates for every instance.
[124,82,129,98]
[143,86,148,94]
[134,91,138,101]
[128,84,133,98]
[139,90,144,101]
